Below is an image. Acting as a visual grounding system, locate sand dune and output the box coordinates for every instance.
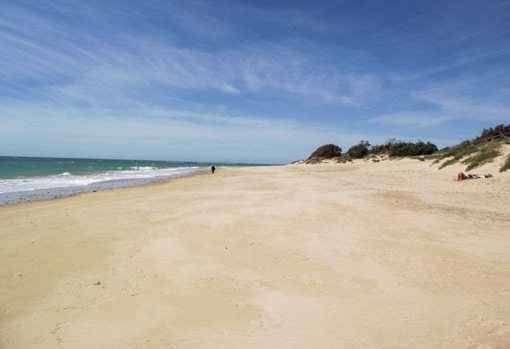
[1,157,509,348]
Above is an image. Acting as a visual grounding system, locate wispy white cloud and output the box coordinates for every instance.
[411,89,510,123]
[369,78,510,129]
[229,3,345,35]
[0,1,380,110]
[369,111,452,128]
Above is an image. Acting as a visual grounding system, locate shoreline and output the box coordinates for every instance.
[1,160,509,348]
[0,168,213,207]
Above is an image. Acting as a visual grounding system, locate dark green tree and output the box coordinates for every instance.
[347,140,371,159]
[308,144,342,159]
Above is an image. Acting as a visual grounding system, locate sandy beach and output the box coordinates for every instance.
[1,158,509,348]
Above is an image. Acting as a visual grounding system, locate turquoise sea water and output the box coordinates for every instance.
[0,156,267,205]
[0,156,225,180]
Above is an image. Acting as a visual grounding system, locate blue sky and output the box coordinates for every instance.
[1,0,509,163]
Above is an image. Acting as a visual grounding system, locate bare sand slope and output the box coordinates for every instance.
[1,159,509,348]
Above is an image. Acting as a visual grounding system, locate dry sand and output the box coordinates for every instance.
[1,157,509,348]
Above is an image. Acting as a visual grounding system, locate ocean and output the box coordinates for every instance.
[0,156,264,205]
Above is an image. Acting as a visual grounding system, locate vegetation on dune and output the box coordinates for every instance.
[432,141,479,169]
[307,144,342,160]
[371,139,438,157]
[433,141,501,171]
[433,124,510,172]
[306,139,438,164]
[473,124,510,144]
[501,153,510,172]
[304,123,510,172]
[463,147,501,171]
[346,141,371,159]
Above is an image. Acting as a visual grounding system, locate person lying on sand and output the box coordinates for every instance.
[457,172,493,181]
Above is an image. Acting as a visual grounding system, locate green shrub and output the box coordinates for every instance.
[387,140,437,157]
[308,144,342,160]
[347,141,370,159]
[370,139,437,157]
[473,124,510,143]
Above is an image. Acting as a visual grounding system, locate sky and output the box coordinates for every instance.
[1,0,509,164]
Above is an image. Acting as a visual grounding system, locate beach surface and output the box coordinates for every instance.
[1,158,509,348]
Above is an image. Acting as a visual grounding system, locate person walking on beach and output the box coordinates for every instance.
[211,166,216,174]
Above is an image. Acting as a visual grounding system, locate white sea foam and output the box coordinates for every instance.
[0,166,199,194]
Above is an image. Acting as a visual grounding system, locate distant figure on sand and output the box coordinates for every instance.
[457,172,492,181]
[211,166,216,174]
[458,172,478,181]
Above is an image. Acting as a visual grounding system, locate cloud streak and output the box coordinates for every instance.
[1,1,382,108]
